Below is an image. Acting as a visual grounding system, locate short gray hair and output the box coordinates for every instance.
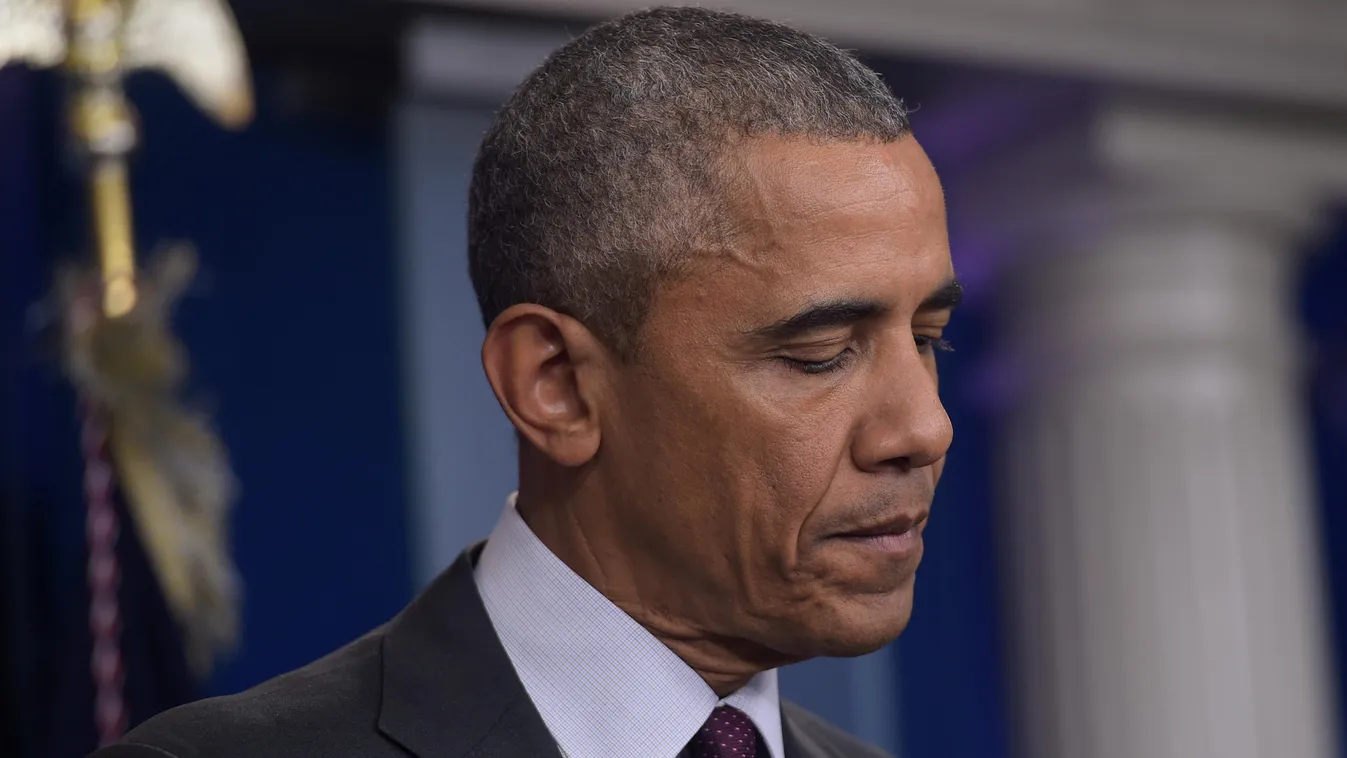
[468,6,911,357]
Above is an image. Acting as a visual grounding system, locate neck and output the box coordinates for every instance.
[516,464,791,697]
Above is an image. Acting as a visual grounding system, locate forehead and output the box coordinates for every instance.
[666,136,951,329]
[732,136,944,232]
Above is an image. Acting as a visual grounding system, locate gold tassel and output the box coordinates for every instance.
[59,246,241,678]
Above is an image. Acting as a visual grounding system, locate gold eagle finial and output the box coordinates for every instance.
[2,0,253,316]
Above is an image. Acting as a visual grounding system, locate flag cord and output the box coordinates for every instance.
[80,397,127,746]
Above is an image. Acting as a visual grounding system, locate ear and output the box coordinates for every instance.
[481,304,608,467]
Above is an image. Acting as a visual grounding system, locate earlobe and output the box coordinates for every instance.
[481,305,604,467]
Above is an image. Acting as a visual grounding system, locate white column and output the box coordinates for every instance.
[985,98,1347,758]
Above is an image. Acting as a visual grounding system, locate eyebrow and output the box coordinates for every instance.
[919,278,964,312]
[747,278,963,343]
[748,300,885,343]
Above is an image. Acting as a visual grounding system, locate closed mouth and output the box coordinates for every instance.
[835,512,927,540]
[824,512,928,559]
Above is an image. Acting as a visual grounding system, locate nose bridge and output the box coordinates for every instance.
[858,337,952,470]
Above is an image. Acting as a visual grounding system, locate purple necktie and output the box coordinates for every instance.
[687,705,763,758]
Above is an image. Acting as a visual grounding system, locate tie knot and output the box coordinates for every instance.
[688,706,762,758]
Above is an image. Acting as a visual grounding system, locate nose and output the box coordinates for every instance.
[852,340,953,473]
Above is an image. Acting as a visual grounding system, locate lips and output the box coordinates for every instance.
[829,512,929,558]
[835,512,927,540]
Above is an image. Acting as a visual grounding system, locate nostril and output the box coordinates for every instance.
[884,456,914,474]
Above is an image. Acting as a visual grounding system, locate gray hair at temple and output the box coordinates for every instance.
[467,6,911,358]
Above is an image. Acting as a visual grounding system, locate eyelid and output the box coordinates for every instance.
[780,340,848,355]
[773,334,851,354]
[778,348,854,375]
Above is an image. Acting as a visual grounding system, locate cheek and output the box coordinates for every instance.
[729,389,858,571]
[614,360,859,594]
[608,374,746,538]
[667,385,841,523]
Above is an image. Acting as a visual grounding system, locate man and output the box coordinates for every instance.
[95,6,957,758]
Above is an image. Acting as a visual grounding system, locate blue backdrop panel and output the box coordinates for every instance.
[893,304,1009,758]
[119,69,413,695]
[1302,214,1347,752]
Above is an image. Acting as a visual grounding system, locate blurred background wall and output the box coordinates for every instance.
[2,1,1345,757]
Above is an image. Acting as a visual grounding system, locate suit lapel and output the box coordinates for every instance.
[782,717,815,758]
[780,701,830,758]
[377,545,561,758]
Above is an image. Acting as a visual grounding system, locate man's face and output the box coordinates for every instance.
[598,135,957,658]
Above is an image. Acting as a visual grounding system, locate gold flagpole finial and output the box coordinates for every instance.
[2,0,254,317]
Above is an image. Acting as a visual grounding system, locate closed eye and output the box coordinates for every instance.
[780,349,853,375]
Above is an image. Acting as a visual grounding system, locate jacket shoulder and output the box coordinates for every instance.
[782,700,894,758]
[93,628,391,758]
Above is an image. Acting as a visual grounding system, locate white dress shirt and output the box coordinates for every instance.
[474,494,785,758]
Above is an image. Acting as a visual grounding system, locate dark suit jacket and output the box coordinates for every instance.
[91,548,891,758]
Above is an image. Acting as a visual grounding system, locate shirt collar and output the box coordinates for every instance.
[473,494,784,758]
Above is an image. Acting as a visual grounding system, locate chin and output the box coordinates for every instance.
[789,584,916,658]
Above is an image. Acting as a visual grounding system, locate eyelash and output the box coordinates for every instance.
[916,336,955,355]
[783,337,954,375]
[784,351,853,375]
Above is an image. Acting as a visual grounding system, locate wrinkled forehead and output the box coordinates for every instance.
[641,136,952,349]
[724,135,944,230]
[696,137,951,312]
